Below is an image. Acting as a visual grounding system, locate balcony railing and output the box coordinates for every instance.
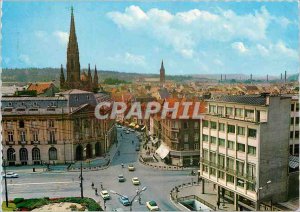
[6,141,14,145]
[48,140,57,145]
[171,127,179,132]
[18,141,27,145]
[31,141,40,145]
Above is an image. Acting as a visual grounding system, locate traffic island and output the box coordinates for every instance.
[4,197,102,211]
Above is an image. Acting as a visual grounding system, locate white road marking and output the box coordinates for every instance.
[8,181,80,186]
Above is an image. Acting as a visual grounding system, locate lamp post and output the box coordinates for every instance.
[3,152,16,207]
[256,180,272,210]
[80,147,87,199]
[110,186,147,211]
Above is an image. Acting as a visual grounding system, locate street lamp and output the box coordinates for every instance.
[3,152,16,208]
[110,187,147,211]
[80,147,87,199]
[256,180,272,210]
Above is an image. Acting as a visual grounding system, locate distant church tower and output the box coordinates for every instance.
[160,60,165,86]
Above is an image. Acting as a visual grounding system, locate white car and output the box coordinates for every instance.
[128,164,135,171]
[146,201,160,211]
[126,130,130,134]
[100,190,110,200]
[129,129,135,132]
[132,177,140,185]
[3,172,19,178]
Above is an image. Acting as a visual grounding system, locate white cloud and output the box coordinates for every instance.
[35,30,47,39]
[53,31,69,45]
[19,54,31,65]
[108,52,146,66]
[231,42,248,53]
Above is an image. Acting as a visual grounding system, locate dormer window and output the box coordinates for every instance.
[33,102,38,107]
[75,96,79,101]
[21,102,25,106]
[87,95,90,100]
[8,102,12,107]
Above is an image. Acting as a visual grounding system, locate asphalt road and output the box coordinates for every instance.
[3,128,196,211]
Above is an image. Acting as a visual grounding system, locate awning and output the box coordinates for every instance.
[289,155,299,169]
[156,143,170,159]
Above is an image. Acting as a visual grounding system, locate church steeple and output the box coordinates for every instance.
[60,64,65,88]
[160,60,165,86]
[88,63,92,84]
[66,6,81,85]
[93,65,99,92]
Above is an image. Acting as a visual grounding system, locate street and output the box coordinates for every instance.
[2,128,195,211]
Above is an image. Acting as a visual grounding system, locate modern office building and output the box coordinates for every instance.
[199,94,291,210]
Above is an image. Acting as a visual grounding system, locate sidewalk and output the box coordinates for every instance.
[171,181,235,211]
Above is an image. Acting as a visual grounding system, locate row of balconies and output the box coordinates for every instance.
[201,158,256,182]
[5,140,56,145]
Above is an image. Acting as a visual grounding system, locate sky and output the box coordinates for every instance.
[2,1,299,75]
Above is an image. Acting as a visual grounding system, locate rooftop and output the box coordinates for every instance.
[209,95,267,106]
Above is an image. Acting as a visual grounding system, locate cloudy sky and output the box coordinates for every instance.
[2,1,299,75]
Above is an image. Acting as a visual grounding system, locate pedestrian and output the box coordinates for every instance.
[217,200,220,209]
[138,196,141,205]
[95,188,98,196]
[101,183,103,190]
[91,182,94,188]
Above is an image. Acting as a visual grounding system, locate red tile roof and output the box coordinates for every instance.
[27,82,54,94]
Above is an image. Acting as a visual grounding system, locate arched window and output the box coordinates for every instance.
[49,147,57,160]
[7,148,16,161]
[32,148,40,161]
[19,148,28,161]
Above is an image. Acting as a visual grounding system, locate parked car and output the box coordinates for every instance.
[119,196,130,206]
[118,174,125,182]
[126,130,130,134]
[146,201,160,211]
[128,164,135,171]
[129,129,135,132]
[132,177,140,185]
[3,172,19,178]
[100,190,110,200]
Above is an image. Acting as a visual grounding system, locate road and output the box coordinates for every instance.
[3,128,196,211]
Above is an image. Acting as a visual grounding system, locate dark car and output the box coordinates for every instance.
[119,196,130,206]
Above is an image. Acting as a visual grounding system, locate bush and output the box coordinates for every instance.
[13,198,24,204]
[16,198,49,210]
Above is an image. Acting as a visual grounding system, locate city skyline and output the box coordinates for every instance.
[2,1,299,75]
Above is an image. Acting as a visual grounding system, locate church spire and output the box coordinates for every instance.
[88,63,92,83]
[66,6,81,86]
[93,65,99,93]
[160,59,165,86]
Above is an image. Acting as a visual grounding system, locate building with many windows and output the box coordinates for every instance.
[199,94,291,210]
[289,95,299,156]
[1,89,116,166]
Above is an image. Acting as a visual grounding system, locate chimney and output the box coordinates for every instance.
[267,74,268,82]
[221,74,223,81]
[281,73,283,81]
[284,70,287,83]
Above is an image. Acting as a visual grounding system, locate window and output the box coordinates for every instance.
[86,95,90,100]
[202,134,209,142]
[217,106,224,115]
[236,161,245,176]
[227,157,235,170]
[291,117,295,125]
[235,108,243,117]
[210,168,216,176]
[219,123,225,132]
[248,146,256,156]
[248,128,257,138]
[8,102,12,106]
[194,122,199,129]
[290,131,294,139]
[291,104,295,111]
[218,171,225,179]
[20,131,26,142]
[218,154,225,168]
[295,131,299,139]
[218,138,225,147]
[227,140,235,150]
[33,131,39,142]
[19,148,28,161]
[49,120,54,128]
[184,134,189,142]
[245,109,254,119]
[237,126,245,136]
[295,144,299,155]
[296,103,299,112]
[296,117,299,125]
[33,102,38,107]
[203,120,209,128]
[226,174,234,183]
[237,143,245,152]
[227,125,235,133]
[209,105,217,113]
[237,179,245,188]
[290,145,294,155]
[32,148,41,161]
[202,165,208,173]
[203,149,209,160]
[49,131,56,144]
[247,163,256,179]
[7,148,16,161]
[194,133,199,142]
[226,107,233,116]
[8,131,14,142]
[184,144,189,150]
[210,151,217,164]
[183,122,188,129]
[31,121,37,128]
[210,136,217,145]
[194,143,199,150]
[49,147,57,160]
[247,182,255,191]
[19,120,25,128]
[6,121,13,129]
[211,121,217,129]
